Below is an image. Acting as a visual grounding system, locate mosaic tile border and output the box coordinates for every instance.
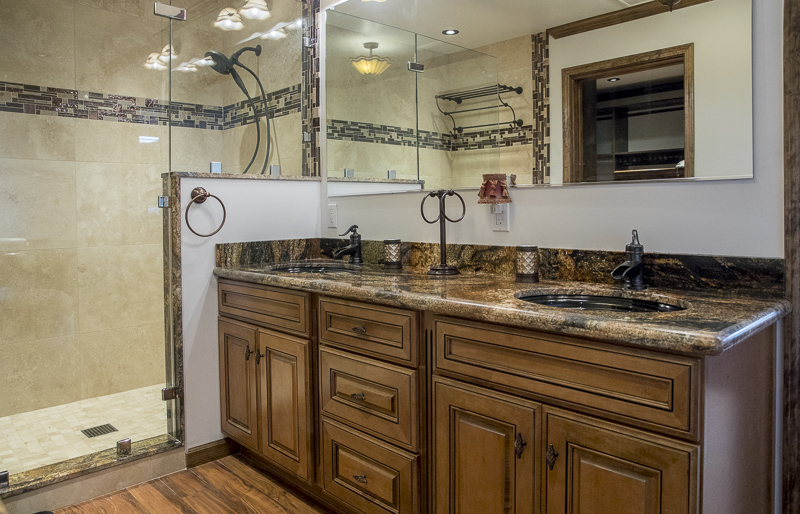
[531,32,550,184]
[0,80,302,131]
[327,119,533,152]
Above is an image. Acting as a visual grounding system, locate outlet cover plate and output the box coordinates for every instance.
[492,204,510,232]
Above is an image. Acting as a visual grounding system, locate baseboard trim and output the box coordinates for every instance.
[186,438,238,468]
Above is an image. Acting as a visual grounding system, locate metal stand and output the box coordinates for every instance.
[420,190,466,276]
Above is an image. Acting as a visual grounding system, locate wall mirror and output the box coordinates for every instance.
[322,0,753,196]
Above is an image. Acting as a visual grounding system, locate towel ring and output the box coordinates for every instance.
[185,187,226,237]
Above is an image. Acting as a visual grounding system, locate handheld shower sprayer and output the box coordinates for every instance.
[204,45,271,175]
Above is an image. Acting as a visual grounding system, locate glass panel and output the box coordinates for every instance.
[170,0,305,176]
[326,11,419,183]
[0,0,172,485]
[416,35,500,190]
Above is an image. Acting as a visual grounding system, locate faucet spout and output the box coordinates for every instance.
[611,230,647,290]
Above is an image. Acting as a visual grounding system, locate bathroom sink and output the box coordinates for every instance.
[518,294,684,313]
[266,261,361,274]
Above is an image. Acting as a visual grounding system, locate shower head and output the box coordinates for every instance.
[204,50,233,75]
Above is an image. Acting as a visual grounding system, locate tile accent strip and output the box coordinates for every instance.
[0,80,301,131]
[327,119,533,152]
[531,32,551,184]
[302,0,321,177]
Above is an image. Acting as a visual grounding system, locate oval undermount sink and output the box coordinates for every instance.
[267,261,361,274]
[519,294,684,313]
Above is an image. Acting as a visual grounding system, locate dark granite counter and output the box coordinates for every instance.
[214,262,790,356]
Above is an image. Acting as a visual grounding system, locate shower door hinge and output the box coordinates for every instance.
[162,386,180,401]
[158,196,170,208]
[154,2,187,21]
[408,62,425,73]
[303,37,317,48]
[303,131,312,142]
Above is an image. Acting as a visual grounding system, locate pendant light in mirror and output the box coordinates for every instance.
[350,42,392,76]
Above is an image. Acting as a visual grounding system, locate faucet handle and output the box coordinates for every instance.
[339,225,359,237]
[631,229,640,245]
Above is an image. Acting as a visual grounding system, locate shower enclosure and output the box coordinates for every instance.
[0,0,307,496]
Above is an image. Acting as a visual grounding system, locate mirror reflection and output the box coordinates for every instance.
[323,0,753,195]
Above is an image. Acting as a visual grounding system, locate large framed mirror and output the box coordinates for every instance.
[321,0,753,196]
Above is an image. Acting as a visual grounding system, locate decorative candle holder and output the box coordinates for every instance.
[384,239,402,269]
[516,246,540,283]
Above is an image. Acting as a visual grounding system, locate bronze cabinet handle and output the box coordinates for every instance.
[546,443,559,470]
[244,345,252,361]
[351,393,366,401]
[255,349,262,365]
[515,432,527,459]
[352,326,367,335]
[352,474,367,484]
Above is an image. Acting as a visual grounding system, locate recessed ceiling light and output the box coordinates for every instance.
[607,77,621,82]
[442,29,459,35]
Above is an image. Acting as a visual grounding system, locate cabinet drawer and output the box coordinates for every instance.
[218,280,309,337]
[433,316,699,436]
[320,347,419,451]
[322,418,419,514]
[319,297,418,366]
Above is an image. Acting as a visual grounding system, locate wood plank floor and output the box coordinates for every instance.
[54,455,329,513]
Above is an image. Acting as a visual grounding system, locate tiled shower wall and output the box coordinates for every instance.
[0,0,308,418]
[325,31,550,189]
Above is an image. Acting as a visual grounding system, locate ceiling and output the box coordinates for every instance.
[326,0,645,49]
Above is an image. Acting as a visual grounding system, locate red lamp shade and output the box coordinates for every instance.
[477,174,512,204]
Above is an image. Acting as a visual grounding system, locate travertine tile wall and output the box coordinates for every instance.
[0,0,168,418]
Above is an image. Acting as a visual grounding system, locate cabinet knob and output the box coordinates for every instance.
[351,392,366,401]
[514,432,527,459]
[244,345,252,361]
[546,443,559,471]
[352,474,367,484]
[352,326,367,335]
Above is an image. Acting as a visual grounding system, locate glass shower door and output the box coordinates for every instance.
[0,0,177,490]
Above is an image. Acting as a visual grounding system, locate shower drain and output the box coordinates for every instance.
[81,423,118,438]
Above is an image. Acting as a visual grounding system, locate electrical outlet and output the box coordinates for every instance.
[327,203,338,229]
[492,204,510,232]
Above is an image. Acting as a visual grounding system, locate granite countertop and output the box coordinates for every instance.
[214,262,790,356]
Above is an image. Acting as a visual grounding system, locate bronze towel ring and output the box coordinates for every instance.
[420,189,466,276]
[185,187,226,237]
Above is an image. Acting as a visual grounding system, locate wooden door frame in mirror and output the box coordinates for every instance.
[561,43,694,184]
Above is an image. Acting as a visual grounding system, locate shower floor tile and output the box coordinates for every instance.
[0,384,167,476]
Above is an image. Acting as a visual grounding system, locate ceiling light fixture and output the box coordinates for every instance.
[350,42,392,76]
[360,0,388,3]
[157,44,177,64]
[143,52,167,70]
[214,8,244,31]
[656,0,681,11]
[260,28,287,40]
[287,18,303,30]
[238,0,271,20]
[442,29,459,35]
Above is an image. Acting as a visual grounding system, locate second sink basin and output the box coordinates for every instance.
[518,294,684,313]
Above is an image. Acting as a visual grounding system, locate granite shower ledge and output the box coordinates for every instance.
[214,266,790,356]
[327,177,424,184]
[164,172,321,181]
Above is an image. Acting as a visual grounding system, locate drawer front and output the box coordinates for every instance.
[319,297,418,366]
[320,347,419,451]
[322,418,419,514]
[433,316,699,435]
[218,280,309,337]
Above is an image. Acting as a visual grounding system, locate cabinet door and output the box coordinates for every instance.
[218,318,259,450]
[433,377,539,514]
[258,328,312,482]
[544,408,696,514]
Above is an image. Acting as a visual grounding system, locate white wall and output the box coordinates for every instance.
[181,178,321,448]
[322,0,783,258]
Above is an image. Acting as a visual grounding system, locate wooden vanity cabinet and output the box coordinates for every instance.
[217,280,314,483]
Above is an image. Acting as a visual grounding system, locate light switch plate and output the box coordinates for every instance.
[327,204,338,229]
